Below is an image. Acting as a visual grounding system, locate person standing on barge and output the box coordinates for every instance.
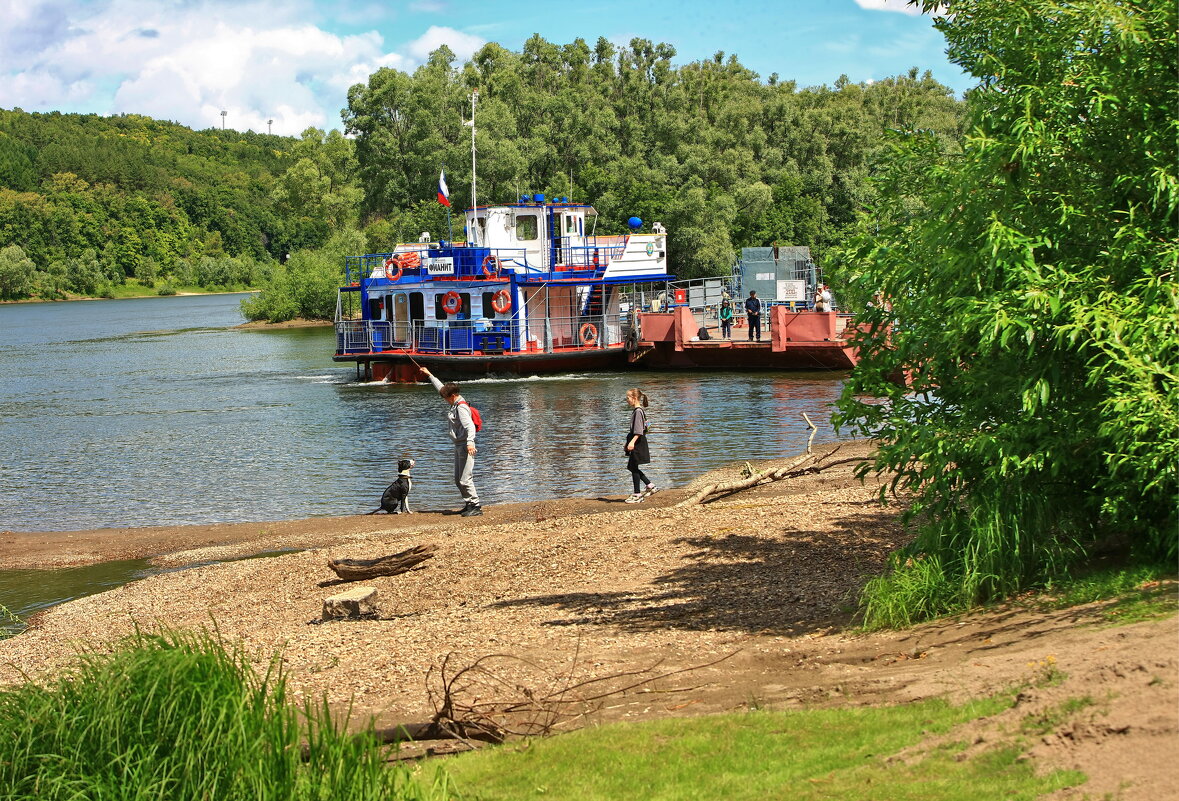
[420,367,482,517]
[744,290,762,342]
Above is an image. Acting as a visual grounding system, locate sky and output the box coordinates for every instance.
[0,0,969,137]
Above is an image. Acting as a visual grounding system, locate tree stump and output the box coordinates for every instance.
[323,586,379,620]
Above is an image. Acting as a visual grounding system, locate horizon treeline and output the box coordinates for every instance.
[0,35,965,305]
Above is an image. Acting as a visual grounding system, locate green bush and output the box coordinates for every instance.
[0,629,451,801]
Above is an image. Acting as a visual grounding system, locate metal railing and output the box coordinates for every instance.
[344,235,650,284]
[335,312,629,356]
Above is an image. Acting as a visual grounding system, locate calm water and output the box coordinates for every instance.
[0,293,845,533]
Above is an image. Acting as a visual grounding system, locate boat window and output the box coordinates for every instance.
[434,294,445,320]
[515,214,538,241]
[459,293,472,318]
[564,215,577,234]
[409,292,424,321]
[369,296,384,320]
[482,292,495,318]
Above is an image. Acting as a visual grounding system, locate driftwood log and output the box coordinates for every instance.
[676,445,857,507]
[327,544,435,582]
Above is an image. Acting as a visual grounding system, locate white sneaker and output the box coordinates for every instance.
[641,485,660,498]
[624,493,644,503]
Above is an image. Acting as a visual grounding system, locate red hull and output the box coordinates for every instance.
[631,340,856,370]
[335,347,629,382]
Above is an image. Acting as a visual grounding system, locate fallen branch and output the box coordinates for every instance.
[677,445,857,507]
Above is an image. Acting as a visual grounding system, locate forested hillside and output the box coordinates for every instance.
[0,35,964,308]
[346,37,964,279]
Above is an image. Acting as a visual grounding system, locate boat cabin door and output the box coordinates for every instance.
[390,292,410,344]
[558,212,585,266]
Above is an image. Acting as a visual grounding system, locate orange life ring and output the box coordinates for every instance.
[441,290,462,315]
[491,288,512,314]
[578,323,598,345]
[482,254,502,277]
[383,256,402,282]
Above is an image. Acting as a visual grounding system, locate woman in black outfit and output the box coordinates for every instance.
[623,388,659,503]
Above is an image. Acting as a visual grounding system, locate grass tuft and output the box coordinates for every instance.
[0,628,451,801]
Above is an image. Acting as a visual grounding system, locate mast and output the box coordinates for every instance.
[470,90,478,245]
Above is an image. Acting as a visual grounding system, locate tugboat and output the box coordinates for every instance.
[333,195,673,382]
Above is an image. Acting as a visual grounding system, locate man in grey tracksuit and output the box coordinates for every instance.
[420,367,482,516]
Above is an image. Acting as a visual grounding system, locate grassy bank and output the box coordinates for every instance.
[444,696,1083,801]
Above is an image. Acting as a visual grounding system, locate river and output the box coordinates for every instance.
[0,293,846,533]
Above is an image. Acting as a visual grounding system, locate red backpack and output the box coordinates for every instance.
[456,400,483,432]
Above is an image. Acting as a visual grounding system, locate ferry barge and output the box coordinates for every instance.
[333,195,672,382]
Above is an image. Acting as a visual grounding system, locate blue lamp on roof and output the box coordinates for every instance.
[627,216,643,229]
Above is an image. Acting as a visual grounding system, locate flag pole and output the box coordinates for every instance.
[445,167,454,242]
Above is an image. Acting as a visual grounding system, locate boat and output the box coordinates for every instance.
[332,194,673,382]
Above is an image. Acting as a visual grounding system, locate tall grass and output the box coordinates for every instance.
[861,487,1176,629]
[0,629,451,801]
[861,489,1086,629]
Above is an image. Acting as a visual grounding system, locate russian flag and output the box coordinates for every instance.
[437,169,450,207]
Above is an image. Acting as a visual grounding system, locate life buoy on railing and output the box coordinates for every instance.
[482,254,502,277]
[399,252,422,270]
[579,323,599,346]
[491,289,512,314]
[441,290,462,315]
[383,256,402,282]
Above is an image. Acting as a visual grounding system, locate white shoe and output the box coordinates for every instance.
[641,485,660,498]
[624,493,644,503]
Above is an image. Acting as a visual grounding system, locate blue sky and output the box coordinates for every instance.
[0,0,968,136]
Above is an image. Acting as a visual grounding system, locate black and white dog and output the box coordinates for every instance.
[368,458,416,514]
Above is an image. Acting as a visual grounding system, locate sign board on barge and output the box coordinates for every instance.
[425,256,455,275]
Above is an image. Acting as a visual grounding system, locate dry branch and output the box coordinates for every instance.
[414,645,738,745]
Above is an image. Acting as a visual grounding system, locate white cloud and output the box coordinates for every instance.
[0,1,485,135]
[406,25,486,62]
[853,0,922,15]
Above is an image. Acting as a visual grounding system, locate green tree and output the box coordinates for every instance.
[0,244,35,299]
[242,229,364,322]
[834,0,1178,625]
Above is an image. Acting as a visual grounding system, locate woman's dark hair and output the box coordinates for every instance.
[439,382,461,399]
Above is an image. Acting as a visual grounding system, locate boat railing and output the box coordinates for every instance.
[668,306,857,342]
[335,312,630,356]
[345,247,533,284]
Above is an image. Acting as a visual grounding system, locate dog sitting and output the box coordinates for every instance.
[368,458,416,514]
